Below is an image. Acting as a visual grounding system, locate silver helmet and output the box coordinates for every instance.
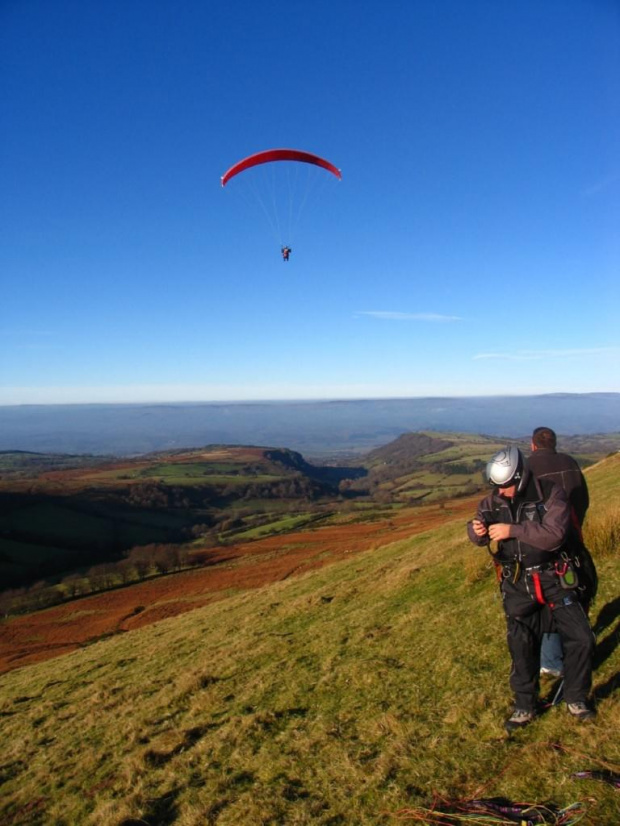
[486,446,524,488]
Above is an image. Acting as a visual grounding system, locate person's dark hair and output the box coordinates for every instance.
[532,426,557,450]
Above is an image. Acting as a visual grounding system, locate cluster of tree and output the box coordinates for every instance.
[126,484,193,510]
[240,463,273,476]
[121,476,329,510]
[240,476,326,501]
[0,543,199,617]
[209,476,328,504]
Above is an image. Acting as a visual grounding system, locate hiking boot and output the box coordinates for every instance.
[540,667,563,678]
[505,708,535,733]
[567,701,596,721]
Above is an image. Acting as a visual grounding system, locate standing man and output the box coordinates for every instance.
[529,427,590,677]
[467,446,595,732]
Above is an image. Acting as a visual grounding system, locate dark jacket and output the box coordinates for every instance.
[527,448,589,527]
[467,471,571,568]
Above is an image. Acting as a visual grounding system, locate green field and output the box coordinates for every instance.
[224,512,324,541]
[133,463,287,486]
[1,454,618,824]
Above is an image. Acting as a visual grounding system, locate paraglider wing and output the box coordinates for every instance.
[221,148,342,186]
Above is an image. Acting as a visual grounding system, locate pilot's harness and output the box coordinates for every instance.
[486,489,580,609]
[488,548,580,609]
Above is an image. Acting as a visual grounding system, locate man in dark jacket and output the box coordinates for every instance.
[467,446,595,732]
[529,427,590,677]
[529,426,589,527]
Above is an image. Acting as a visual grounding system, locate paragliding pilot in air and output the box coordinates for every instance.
[221,150,342,263]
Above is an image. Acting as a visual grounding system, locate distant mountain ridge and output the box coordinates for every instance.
[0,393,619,456]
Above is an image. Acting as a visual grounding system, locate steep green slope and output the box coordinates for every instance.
[0,457,618,825]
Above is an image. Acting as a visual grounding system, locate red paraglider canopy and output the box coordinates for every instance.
[221,148,342,186]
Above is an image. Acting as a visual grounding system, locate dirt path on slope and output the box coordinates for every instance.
[0,498,476,674]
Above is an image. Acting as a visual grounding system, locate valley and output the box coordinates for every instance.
[1,430,617,675]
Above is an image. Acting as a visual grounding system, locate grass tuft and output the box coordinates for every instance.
[584,507,620,559]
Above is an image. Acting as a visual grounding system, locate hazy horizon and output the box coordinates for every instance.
[1,387,619,408]
[1,393,618,457]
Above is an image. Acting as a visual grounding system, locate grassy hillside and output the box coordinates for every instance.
[1,457,618,824]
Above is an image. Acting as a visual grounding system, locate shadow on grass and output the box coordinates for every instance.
[593,621,620,670]
[593,670,620,703]
[144,724,219,768]
[588,596,620,703]
[119,787,180,826]
[591,596,620,674]
[592,595,620,635]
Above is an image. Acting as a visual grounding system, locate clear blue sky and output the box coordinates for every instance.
[2,0,619,404]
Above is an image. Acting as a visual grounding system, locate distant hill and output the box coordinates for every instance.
[1,392,619,456]
[352,431,507,502]
[366,431,455,463]
[352,430,620,503]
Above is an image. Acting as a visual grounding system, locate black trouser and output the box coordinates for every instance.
[503,570,595,711]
